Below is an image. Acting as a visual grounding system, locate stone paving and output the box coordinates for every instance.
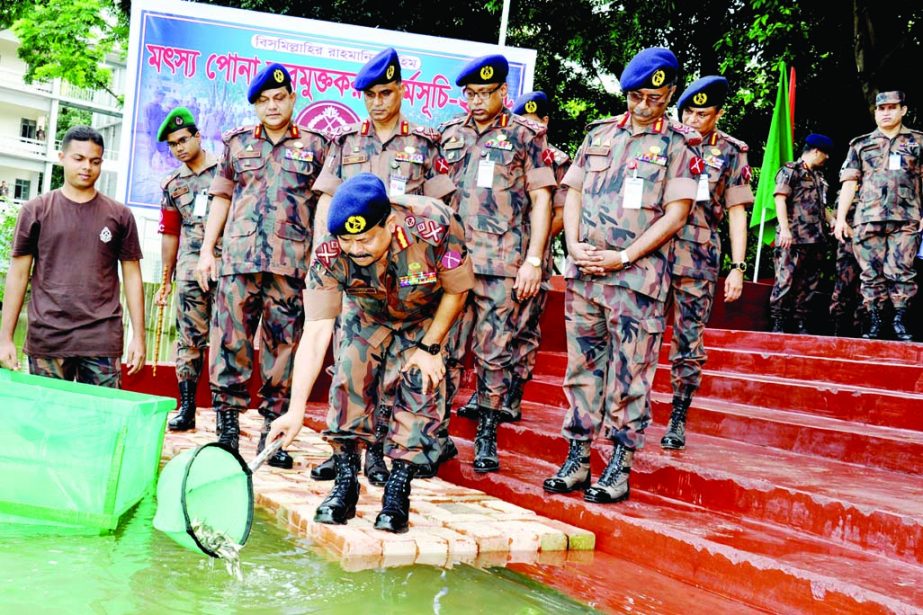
[161,409,594,571]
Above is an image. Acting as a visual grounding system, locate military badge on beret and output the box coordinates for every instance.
[328,173,391,236]
[345,215,367,234]
[157,106,197,142]
[353,48,402,91]
[247,63,292,104]
[677,75,729,112]
[456,54,509,86]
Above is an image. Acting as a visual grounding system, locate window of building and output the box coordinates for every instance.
[20,119,37,140]
[14,179,31,201]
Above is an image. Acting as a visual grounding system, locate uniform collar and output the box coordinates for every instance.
[177,152,220,177]
[620,111,667,135]
[364,115,412,145]
[705,131,720,146]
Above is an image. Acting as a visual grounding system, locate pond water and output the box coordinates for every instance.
[0,497,596,614]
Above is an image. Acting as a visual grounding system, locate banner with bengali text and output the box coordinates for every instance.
[117,0,536,212]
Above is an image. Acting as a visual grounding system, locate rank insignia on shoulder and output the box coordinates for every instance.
[394,225,412,250]
[399,271,437,287]
[285,149,314,163]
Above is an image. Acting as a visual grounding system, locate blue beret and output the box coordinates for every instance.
[247,63,292,104]
[805,133,834,154]
[620,47,679,92]
[328,173,391,236]
[354,48,401,91]
[512,91,549,117]
[456,54,509,86]
[677,76,729,111]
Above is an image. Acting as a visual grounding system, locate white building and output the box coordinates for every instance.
[0,29,124,204]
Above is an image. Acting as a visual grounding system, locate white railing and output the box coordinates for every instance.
[0,66,53,95]
[0,135,46,158]
[59,81,120,111]
[53,138,119,162]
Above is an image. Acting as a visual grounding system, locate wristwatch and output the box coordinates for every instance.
[620,250,631,268]
[417,340,441,355]
[730,261,747,273]
[526,256,542,268]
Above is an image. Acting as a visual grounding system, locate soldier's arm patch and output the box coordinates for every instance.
[158,208,181,236]
[690,156,706,175]
[413,218,447,245]
[434,156,450,174]
[741,165,752,183]
[541,148,556,166]
[314,239,341,269]
[440,250,463,270]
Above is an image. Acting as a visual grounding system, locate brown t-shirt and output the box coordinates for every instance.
[12,189,143,357]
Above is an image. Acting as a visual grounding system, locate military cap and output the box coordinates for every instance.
[619,47,679,92]
[876,90,905,106]
[328,173,391,236]
[677,76,729,111]
[157,106,196,142]
[456,54,509,86]
[512,91,549,117]
[805,133,834,154]
[354,48,401,91]
[247,63,292,104]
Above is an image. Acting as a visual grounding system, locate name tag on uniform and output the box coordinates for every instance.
[477,160,495,188]
[696,175,710,202]
[193,190,209,217]
[889,153,902,170]
[390,174,407,196]
[623,176,643,210]
[343,154,368,165]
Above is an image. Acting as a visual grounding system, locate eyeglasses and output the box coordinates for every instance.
[627,91,667,106]
[462,84,502,102]
[167,136,194,149]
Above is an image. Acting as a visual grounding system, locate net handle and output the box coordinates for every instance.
[248,437,283,473]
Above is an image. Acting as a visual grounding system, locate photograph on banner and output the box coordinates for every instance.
[118,0,536,211]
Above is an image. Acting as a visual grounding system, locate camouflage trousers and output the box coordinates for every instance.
[209,272,305,418]
[668,276,716,400]
[445,275,522,412]
[509,287,548,383]
[325,312,443,466]
[174,280,214,383]
[769,244,825,320]
[560,279,665,450]
[852,221,921,309]
[829,238,862,321]
[28,355,121,388]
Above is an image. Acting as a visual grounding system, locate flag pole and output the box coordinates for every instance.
[498,0,511,46]
[754,206,768,282]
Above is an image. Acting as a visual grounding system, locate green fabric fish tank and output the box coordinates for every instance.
[0,368,175,532]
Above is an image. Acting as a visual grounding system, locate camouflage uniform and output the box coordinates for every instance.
[769,161,828,323]
[439,109,556,413]
[160,153,221,382]
[208,123,327,419]
[305,195,474,464]
[828,193,862,328]
[840,127,923,310]
[509,145,572,385]
[669,130,752,398]
[314,117,455,200]
[560,113,700,449]
[28,356,121,388]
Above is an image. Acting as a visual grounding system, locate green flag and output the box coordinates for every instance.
[749,62,794,246]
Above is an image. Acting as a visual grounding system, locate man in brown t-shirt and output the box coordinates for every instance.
[0,126,145,387]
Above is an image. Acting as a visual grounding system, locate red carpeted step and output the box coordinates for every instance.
[450,394,923,566]
[441,440,923,614]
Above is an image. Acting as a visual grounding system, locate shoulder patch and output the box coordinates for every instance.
[438,115,466,133]
[160,168,181,191]
[411,125,441,143]
[221,125,252,144]
[297,123,330,144]
[721,132,749,152]
[511,114,547,136]
[585,115,621,131]
[849,132,876,147]
[669,120,702,146]
[313,240,342,270]
[332,123,360,142]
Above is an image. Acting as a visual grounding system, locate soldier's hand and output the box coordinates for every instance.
[196,253,217,292]
[833,220,853,243]
[268,412,304,449]
[0,339,20,371]
[776,228,793,250]
[125,336,145,376]
[402,349,445,395]
[155,281,173,306]
[570,242,603,267]
[724,269,744,303]
[514,263,542,301]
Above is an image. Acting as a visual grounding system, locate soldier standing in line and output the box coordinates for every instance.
[828,187,864,336]
[196,64,328,466]
[155,107,221,431]
[310,47,456,485]
[661,76,753,450]
[542,47,700,503]
[268,173,473,533]
[835,90,923,341]
[439,55,555,473]
[768,133,832,334]
[456,90,570,424]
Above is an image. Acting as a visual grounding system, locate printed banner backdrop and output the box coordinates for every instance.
[118,0,536,211]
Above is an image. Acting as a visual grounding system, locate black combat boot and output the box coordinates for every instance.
[770,315,785,333]
[168,380,197,431]
[374,460,415,533]
[215,409,240,451]
[416,431,458,479]
[314,446,360,525]
[543,439,592,493]
[584,443,634,504]
[862,305,882,340]
[257,416,294,469]
[500,377,524,423]
[456,391,479,420]
[364,409,391,486]
[660,396,691,450]
[793,318,809,334]
[473,409,500,473]
[310,456,336,481]
[893,307,913,341]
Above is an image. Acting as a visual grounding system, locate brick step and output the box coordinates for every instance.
[441,439,923,614]
[450,395,923,566]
